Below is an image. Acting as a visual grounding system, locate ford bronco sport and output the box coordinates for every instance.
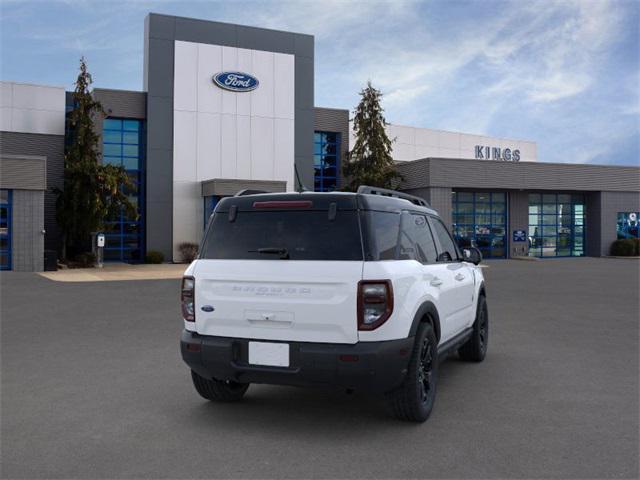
[180,186,488,422]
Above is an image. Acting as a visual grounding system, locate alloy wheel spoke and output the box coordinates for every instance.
[418,338,434,402]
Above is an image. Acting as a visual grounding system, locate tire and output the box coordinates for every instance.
[458,295,488,362]
[385,322,438,423]
[190,370,249,402]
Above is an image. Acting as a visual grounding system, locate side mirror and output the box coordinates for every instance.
[463,247,482,265]
[436,252,452,262]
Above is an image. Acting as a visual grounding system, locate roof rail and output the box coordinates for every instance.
[234,189,269,197]
[357,185,431,208]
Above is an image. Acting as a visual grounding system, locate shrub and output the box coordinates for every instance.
[145,250,164,264]
[74,252,96,268]
[610,238,639,256]
[178,242,199,263]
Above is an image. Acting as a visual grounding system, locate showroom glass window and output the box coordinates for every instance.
[452,191,507,259]
[528,193,585,257]
[102,118,145,262]
[314,132,340,192]
[203,196,221,228]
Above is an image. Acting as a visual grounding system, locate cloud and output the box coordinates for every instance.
[1,0,637,165]
[481,0,624,103]
[248,0,416,39]
[301,0,629,129]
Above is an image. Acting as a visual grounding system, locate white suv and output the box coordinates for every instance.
[180,186,488,422]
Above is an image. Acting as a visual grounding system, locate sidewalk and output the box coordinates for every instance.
[37,263,187,282]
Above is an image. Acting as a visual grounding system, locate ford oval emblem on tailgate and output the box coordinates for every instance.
[201,305,215,312]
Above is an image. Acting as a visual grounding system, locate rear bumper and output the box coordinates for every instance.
[181,330,414,393]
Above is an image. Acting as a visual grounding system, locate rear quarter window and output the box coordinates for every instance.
[362,211,401,260]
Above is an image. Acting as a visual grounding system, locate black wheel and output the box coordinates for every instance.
[385,322,438,422]
[458,295,488,362]
[190,370,249,402]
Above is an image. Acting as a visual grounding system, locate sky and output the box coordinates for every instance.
[1,0,638,166]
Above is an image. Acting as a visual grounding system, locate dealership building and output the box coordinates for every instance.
[1,13,639,271]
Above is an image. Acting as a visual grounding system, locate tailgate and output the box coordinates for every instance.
[193,260,363,344]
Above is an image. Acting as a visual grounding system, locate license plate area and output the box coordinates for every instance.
[248,341,290,367]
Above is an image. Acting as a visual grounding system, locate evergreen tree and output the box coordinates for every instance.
[56,57,135,260]
[342,81,400,191]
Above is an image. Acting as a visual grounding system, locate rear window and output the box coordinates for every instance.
[201,210,363,261]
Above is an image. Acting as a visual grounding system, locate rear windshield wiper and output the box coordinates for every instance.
[249,247,290,259]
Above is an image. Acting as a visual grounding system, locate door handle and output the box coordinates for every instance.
[455,273,466,281]
[430,277,443,287]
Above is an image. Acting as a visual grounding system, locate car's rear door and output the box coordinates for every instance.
[427,216,476,337]
[193,197,364,344]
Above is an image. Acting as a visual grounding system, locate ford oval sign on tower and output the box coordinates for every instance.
[212,72,259,92]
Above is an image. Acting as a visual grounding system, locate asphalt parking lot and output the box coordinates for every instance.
[1,258,639,479]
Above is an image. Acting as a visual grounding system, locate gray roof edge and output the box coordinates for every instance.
[146,12,314,39]
[395,157,640,171]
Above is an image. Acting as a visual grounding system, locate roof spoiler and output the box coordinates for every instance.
[357,185,431,208]
[234,189,269,197]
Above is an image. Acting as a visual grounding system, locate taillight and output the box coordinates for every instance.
[357,280,393,330]
[181,276,195,322]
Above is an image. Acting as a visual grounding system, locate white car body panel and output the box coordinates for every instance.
[359,260,482,344]
[359,260,428,342]
[190,259,363,344]
[423,261,476,340]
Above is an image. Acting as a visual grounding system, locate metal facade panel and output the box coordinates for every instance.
[0,132,62,251]
[313,107,348,136]
[94,89,147,119]
[175,17,237,46]
[396,159,430,190]
[11,189,44,271]
[585,192,602,257]
[236,25,296,55]
[294,55,315,189]
[397,158,640,192]
[429,158,527,189]
[388,124,538,163]
[294,34,314,59]
[201,178,286,197]
[509,191,529,257]
[145,32,174,258]
[0,82,65,136]
[429,187,452,227]
[0,155,46,190]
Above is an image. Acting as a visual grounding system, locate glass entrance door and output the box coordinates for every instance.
[528,193,585,257]
[0,189,12,270]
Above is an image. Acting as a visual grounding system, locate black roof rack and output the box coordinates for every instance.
[357,185,431,208]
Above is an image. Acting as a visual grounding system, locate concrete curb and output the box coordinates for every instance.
[37,263,187,282]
